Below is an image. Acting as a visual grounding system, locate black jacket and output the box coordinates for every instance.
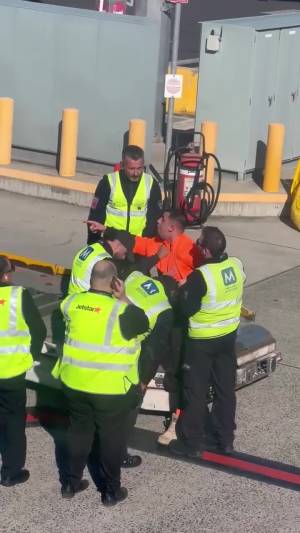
[87,170,162,244]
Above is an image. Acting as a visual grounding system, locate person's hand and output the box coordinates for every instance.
[178,278,187,287]
[84,220,106,233]
[140,382,147,393]
[157,244,169,260]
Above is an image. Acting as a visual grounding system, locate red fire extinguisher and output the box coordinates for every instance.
[175,149,205,223]
[158,136,222,226]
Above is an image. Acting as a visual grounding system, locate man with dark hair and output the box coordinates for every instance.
[169,226,246,457]
[0,256,46,487]
[87,144,162,243]
[87,209,204,282]
[68,228,132,295]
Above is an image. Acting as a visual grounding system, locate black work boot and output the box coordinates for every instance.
[61,479,89,499]
[218,443,235,455]
[168,439,202,460]
[101,487,128,507]
[1,469,30,487]
[121,454,142,468]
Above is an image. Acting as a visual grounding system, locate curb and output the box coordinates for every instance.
[0,167,288,215]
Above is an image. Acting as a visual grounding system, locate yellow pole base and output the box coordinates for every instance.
[201,121,218,186]
[0,97,14,165]
[128,119,146,150]
[263,123,285,193]
[59,108,79,178]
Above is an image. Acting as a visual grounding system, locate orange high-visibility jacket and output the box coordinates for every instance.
[133,233,204,282]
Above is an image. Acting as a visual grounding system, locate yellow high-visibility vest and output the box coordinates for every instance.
[68,243,111,295]
[52,291,141,395]
[105,171,153,235]
[188,257,245,339]
[125,271,171,338]
[0,286,32,379]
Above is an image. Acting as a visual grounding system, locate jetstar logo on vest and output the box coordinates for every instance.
[76,304,101,313]
[0,299,6,305]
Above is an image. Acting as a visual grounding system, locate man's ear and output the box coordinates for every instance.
[201,247,211,258]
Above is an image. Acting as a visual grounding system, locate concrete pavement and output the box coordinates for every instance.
[0,191,299,532]
[0,191,299,284]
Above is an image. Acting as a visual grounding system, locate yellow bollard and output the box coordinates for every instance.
[0,97,14,165]
[201,121,218,186]
[263,123,285,192]
[59,108,79,178]
[128,119,146,150]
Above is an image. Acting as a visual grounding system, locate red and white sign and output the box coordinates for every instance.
[168,0,189,4]
[164,74,183,98]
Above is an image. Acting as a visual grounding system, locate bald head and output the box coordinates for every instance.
[90,260,117,291]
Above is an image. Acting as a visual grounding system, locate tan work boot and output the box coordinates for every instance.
[157,414,177,446]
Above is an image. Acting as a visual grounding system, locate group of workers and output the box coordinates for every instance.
[0,145,245,507]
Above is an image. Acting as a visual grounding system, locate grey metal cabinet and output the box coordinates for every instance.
[195,13,300,179]
[275,28,300,159]
[247,29,281,171]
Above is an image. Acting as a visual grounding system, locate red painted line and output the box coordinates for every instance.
[201,451,300,486]
[26,414,39,423]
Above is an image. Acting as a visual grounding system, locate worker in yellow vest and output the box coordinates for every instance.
[87,145,162,244]
[68,229,132,295]
[0,256,46,487]
[53,260,149,505]
[168,227,246,458]
[119,270,175,466]
[125,270,174,382]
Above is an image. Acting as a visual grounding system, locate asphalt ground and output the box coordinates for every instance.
[0,191,299,532]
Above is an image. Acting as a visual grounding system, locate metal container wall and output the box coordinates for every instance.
[0,0,160,162]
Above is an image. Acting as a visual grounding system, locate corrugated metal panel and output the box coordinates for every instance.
[0,0,160,162]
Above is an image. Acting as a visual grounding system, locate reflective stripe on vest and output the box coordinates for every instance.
[64,337,139,355]
[0,286,32,378]
[125,271,171,334]
[0,344,31,355]
[189,317,240,330]
[61,356,132,372]
[68,243,111,295]
[105,172,153,235]
[55,293,141,395]
[188,258,245,339]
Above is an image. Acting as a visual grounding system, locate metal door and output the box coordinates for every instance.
[247,30,281,170]
[274,28,300,159]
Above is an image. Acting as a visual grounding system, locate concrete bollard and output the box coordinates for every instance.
[201,121,218,186]
[59,108,79,178]
[263,123,285,193]
[0,97,14,165]
[128,119,146,150]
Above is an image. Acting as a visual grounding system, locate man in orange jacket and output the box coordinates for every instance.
[87,209,204,282]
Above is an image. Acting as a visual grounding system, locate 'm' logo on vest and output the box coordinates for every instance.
[78,246,94,261]
[221,267,237,286]
[141,280,159,295]
[76,304,101,313]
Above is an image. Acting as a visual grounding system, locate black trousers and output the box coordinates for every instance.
[176,331,237,450]
[0,373,27,478]
[120,313,174,460]
[63,384,139,493]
